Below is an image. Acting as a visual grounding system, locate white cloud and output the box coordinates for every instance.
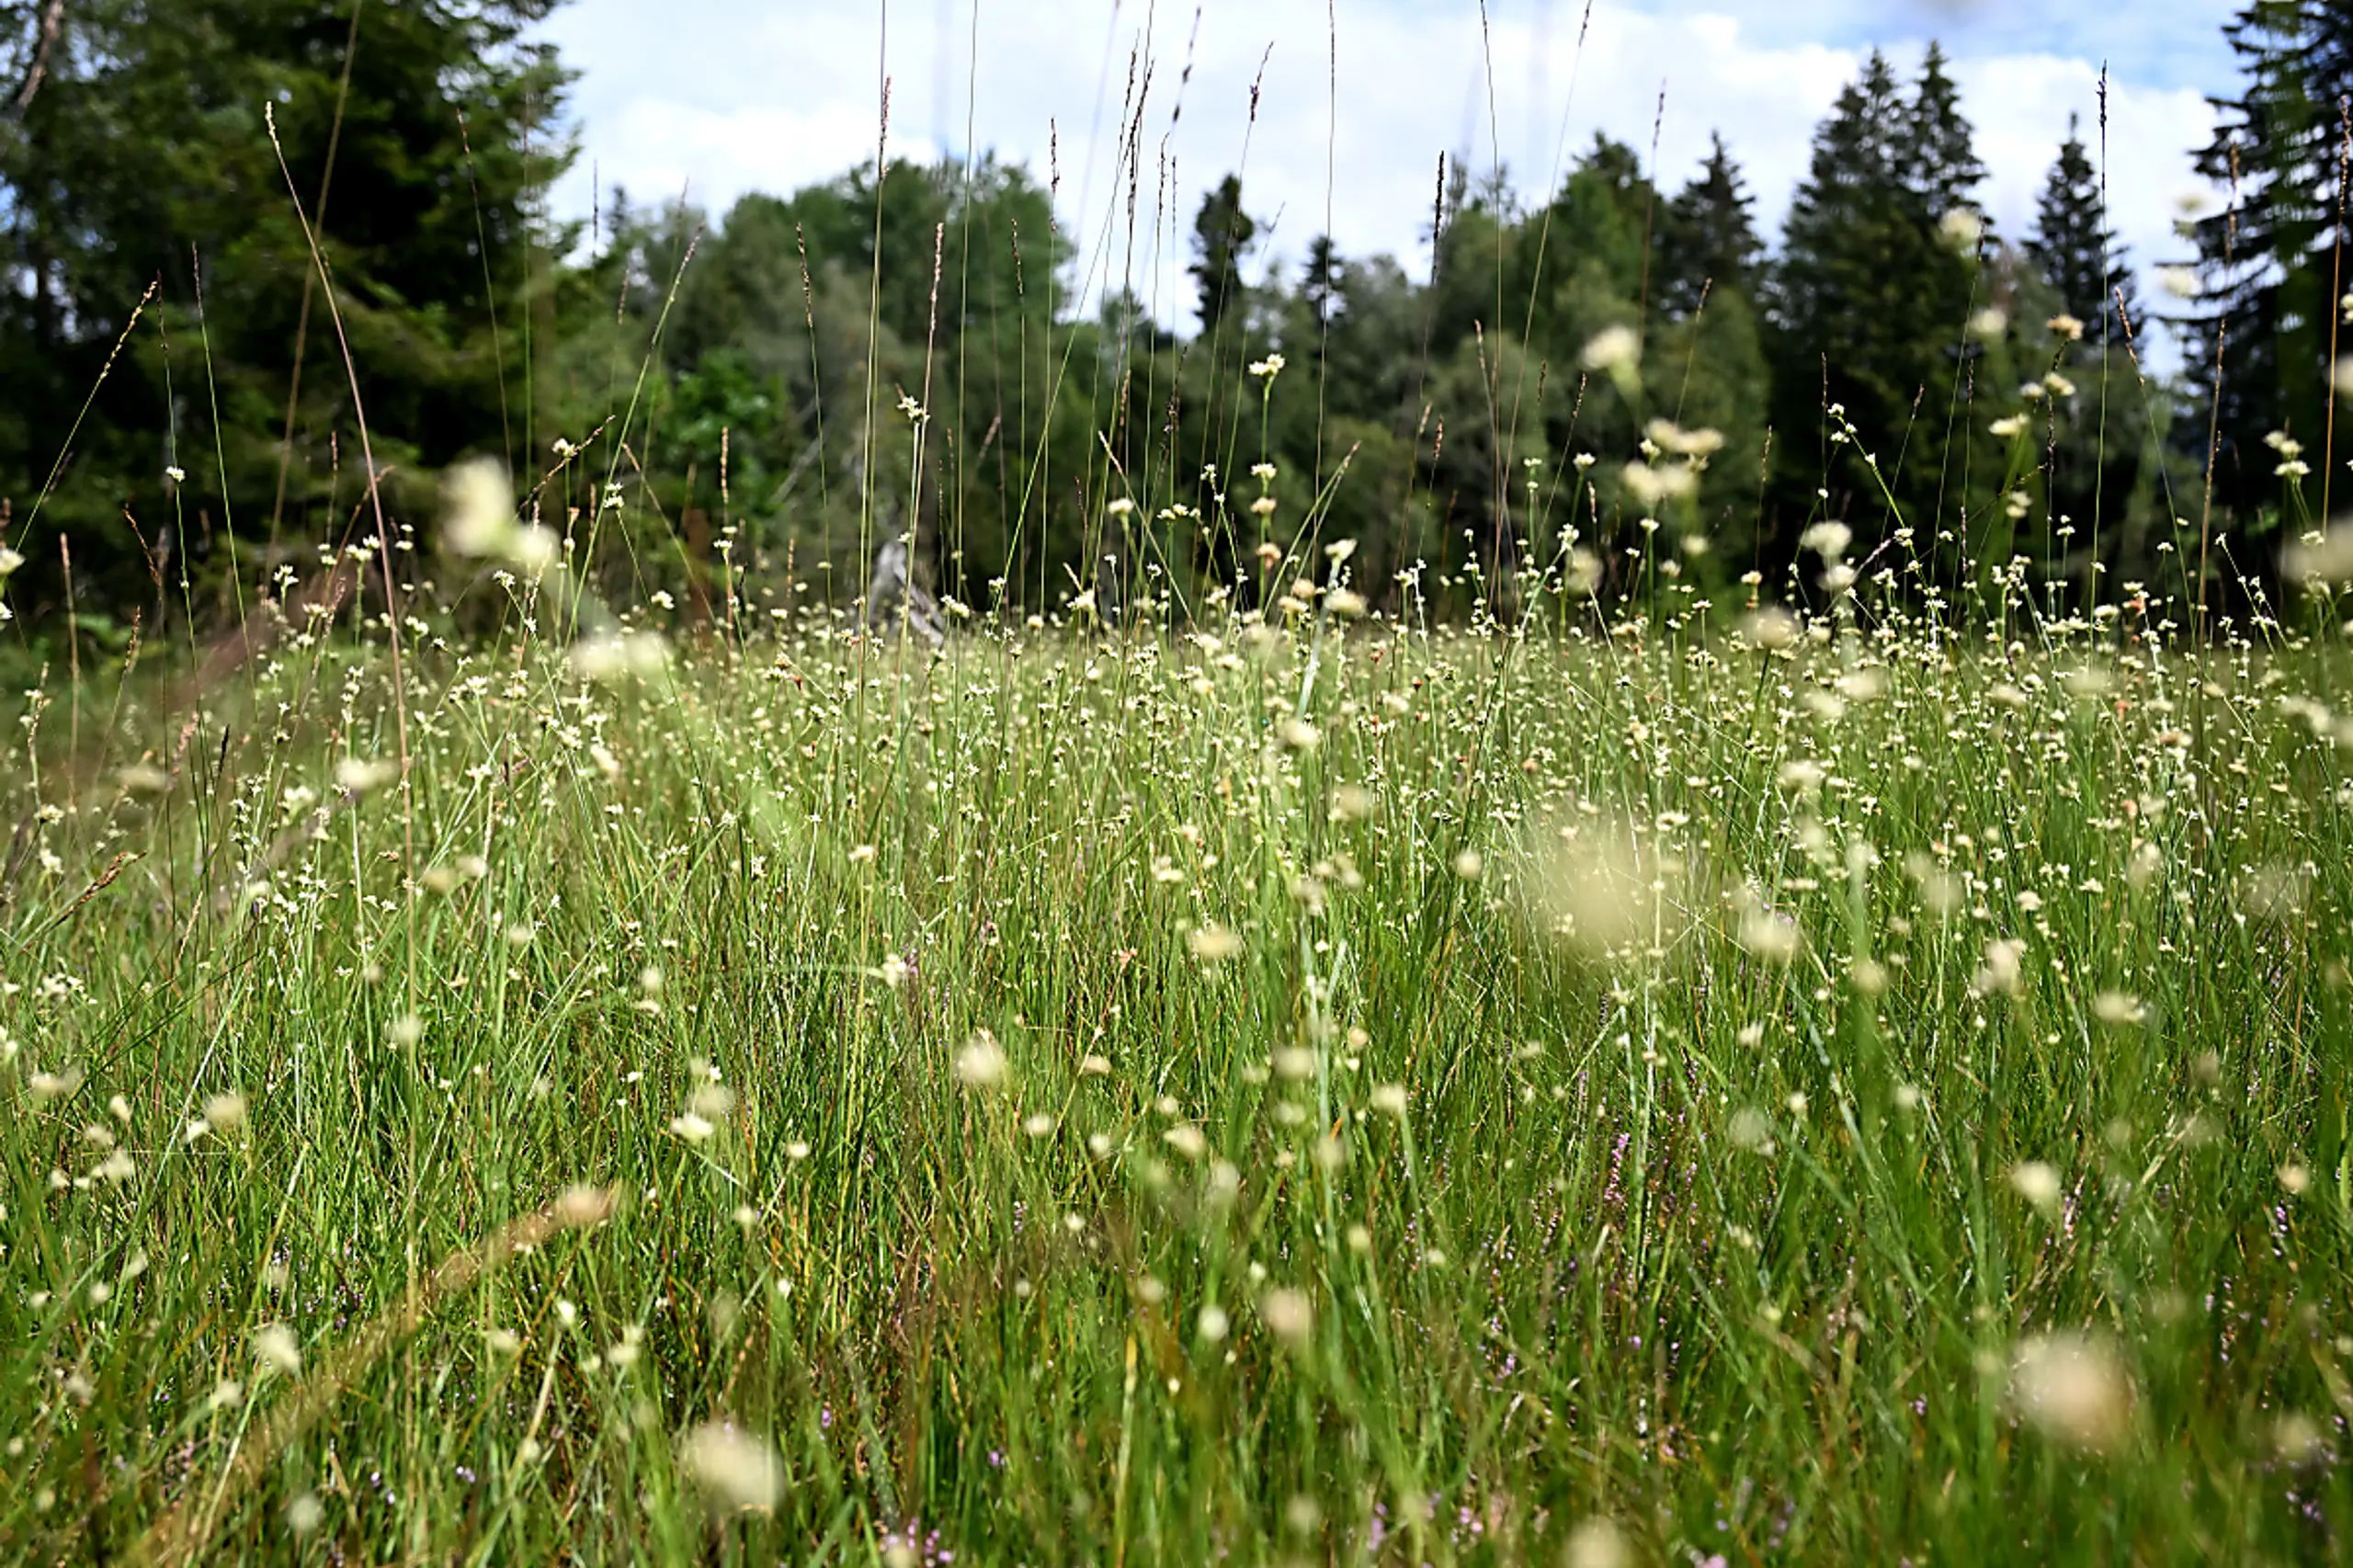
[543,1,2218,359]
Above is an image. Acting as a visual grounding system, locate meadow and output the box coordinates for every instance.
[1,462,2349,1564]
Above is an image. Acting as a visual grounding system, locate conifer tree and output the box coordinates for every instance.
[1189,175,1256,341]
[1768,46,1990,559]
[0,0,571,608]
[1772,51,1915,381]
[2027,116,2137,344]
[2010,179,2164,579]
[1301,235,1339,333]
[1657,132,1762,318]
[1900,43,1987,220]
[2185,0,2353,517]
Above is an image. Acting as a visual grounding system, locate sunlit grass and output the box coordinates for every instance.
[2,526,2349,1562]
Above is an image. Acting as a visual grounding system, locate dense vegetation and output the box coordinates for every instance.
[0,1,2345,641]
[3,2,2353,1562]
[4,479,2353,1562]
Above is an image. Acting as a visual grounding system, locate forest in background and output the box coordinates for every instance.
[0,0,2347,642]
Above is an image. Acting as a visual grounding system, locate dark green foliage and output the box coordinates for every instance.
[1657,133,1763,319]
[602,128,1779,620]
[1189,174,1256,343]
[2184,0,2353,521]
[2027,116,2137,346]
[576,155,1081,612]
[1768,48,1989,570]
[0,0,569,612]
[0,8,2296,631]
[1899,43,1987,219]
[1300,235,1339,335]
[1998,122,2177,585]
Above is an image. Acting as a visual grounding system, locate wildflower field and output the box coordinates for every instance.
[6,0,2353,1557]
[3,496,2351,1565]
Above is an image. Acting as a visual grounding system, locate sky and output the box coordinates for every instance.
[539,0,2239,348]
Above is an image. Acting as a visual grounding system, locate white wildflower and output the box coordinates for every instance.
[1187,925,1244,963]
[2010,1333,2132,1451]
[1258,1287,1313,1347]
[954,1033,1008,1090]
[681,1422,786,1512]
[2007,1160,2062,1214]
[253,1323,303,1378]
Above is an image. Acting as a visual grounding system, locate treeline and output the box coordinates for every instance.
[569,45,2169,623]
[0,0,566,643]
[0,0,2346,639]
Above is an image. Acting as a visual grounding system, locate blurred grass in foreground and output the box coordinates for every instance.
[1,536,2351,1564]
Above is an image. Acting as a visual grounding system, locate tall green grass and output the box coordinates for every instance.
[0,14,2347,1559]
[1,521,2349,1562]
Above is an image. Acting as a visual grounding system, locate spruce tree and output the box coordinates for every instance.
[1189,175,1256,341]
[1895,40,1991,384]
[0,0,571,609]
[2013,142,2161,576]
[2027,116,2137,344]
[1768,46,1990,559]
[1770,53,1924,477]
[1301,235,1339,332]
[2186,0,2353,517]
[1900,43,1987,220]
[1772,50,1912,367]
[1657,131,1762,318]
